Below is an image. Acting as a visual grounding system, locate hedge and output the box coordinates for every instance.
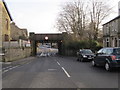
[64,40,103,52]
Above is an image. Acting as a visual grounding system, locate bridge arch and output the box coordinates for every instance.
[29,32,67,56]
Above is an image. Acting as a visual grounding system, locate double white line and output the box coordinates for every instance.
[2,65,19,73]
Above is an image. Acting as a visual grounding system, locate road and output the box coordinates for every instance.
[2,56,120,89]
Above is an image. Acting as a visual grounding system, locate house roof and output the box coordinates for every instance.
[2,0,13,21]
[103,15,120,26]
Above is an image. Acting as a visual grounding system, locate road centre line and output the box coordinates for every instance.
[55,59,71,78]
[62,67,71,78]
[57,61,61,66]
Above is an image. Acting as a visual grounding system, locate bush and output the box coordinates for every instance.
[64,40,102,52]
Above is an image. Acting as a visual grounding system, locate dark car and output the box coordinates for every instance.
[77,49,95,62]
[92,47,120,71]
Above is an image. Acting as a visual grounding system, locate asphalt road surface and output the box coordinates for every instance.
[2,56,120,89]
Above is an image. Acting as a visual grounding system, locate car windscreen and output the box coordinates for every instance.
[113,48,120,55]
[82,50,93,54]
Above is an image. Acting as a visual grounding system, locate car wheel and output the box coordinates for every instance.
[92,60,96,66]
[105,62,111,71]
[77,58,79,61]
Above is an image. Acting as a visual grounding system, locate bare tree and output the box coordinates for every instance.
[88,0,112,40]
[56,0,88,40]
[56,0,112,41]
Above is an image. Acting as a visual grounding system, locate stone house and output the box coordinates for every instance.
[10,22,28,41]
[103,15,120,47]
[103,1,120,47]
[0,0,13,43]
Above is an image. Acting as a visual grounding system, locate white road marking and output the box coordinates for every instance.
[2,60,33,74]
[55,60,71,78]
[2,65,19,74]
[48,69,57,71]
[57,62,61,66]
[10,65,19,69]
[2,66,12,70]
[62,67,71,78]
[2,69,9,73]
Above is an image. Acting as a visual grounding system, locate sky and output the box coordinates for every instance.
[5,0,120,34]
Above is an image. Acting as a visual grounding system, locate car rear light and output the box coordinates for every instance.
[111,55,116,60]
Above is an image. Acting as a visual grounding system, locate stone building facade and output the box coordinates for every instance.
[10,22,28,41]
[103,16,120,47]
[103,1,120,47]
[0,0,12,61]
[0,0,12,50]
[0,0,12,43]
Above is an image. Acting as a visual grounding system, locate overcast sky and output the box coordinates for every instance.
[5,0,120,34]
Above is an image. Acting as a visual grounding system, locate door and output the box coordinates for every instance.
[95,48,107,66]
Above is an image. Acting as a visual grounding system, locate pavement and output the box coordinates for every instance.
[2,56,120,89]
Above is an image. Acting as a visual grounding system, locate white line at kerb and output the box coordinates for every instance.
[2,65,19,73]
[2,69,9,73]
[62,67,71,77]
[2,66,12,70]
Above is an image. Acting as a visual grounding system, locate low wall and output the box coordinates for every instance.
[3,47,31,62]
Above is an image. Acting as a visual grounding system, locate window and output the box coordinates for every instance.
[102,49,107,54]
[97,49,103,54]
[115,38,117,47]
[114,48,120,55]
[106,49,113,55]
[6,19,9,30]
[106,38,109,47]
[4,34,9,41]
[106,25,109,34]
[119,9,120,15]
[82,50,93,54]
[119,39,120,47]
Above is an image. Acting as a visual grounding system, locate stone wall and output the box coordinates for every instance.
[3,47,31,62]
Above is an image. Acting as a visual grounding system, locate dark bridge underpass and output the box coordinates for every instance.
[29,32,66,56]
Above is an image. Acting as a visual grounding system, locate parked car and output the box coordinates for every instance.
[92,47,120,71]
[77,49,95,62]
